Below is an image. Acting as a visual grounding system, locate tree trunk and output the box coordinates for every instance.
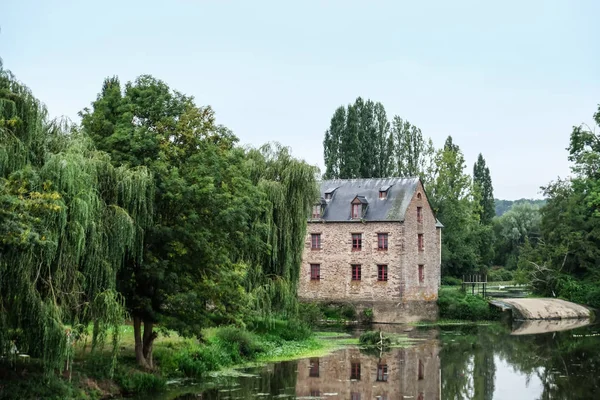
[133,316,150,369]
[142,320,157,369]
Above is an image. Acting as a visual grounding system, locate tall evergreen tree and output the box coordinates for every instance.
[357,98,377,178]
[473,153,495,224]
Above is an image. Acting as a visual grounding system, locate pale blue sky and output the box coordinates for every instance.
[2,0,599,199]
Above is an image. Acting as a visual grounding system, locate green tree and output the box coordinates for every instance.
[492,203,541,269]
[473,154,495,225]
[323,106,345,179]
[81,76,265,368]
[0,63,153,375]
[339,102,361,178]
[373,102,393,177]
[430,136,478,277]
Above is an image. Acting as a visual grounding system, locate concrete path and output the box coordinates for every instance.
[489,298,591,320]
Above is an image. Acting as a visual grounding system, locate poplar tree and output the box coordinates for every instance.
[473,153,495,224]
[323,106,345,179]
[339,102,361,178]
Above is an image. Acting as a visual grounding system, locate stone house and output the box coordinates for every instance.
[298,177,442,323]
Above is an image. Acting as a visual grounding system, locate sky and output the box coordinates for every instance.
[2,0,599,199]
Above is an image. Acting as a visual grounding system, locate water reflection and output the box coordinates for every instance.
[296,340,440,400]
[165,322,600,400]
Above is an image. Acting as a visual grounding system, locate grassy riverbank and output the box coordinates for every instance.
[0,320,345,400]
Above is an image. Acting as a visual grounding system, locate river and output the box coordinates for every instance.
[142,320,599,400]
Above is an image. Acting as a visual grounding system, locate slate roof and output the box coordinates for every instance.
[315,177,421,222]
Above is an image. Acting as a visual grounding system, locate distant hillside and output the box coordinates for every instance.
[495,198,547,216]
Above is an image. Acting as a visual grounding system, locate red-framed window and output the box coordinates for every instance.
[351,264,361,281]
[310,264,320,280]
[377,364,388,382]
[417,206,423,223]
[418,359,424,380]
[352,233,362,251]
[309,358,319,377]
[350,362,361,380]
[312,205,321,219]
[418,234,424,251]
[378,233,388,251]
[352,203,360,219]
[311,234,321,250]
[310,390,321,397]
[378,265,388,281]
[379,190,387,199]
[419,264,424,283]
[325,192,332,200]
[417,393,423,400]
[351,393,361,400]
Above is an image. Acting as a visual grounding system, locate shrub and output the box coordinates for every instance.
[487,267,514,282]
[277,320,312,341]
[298,302,325,326]
[115,371,166,394]
[438,288,500,321]
[360,308,374,324]
[441,276,462,286]
[321,302,357,321]
[215,326,263,359]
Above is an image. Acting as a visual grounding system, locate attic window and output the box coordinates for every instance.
[312,205,322,219]
[352,204,360,219]
[324,187,338,200]
[325,193,332,200]
[351,196,368,219]
[417,192,422,200]
[379,185,391,200]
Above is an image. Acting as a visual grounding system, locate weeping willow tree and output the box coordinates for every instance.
[0,62,153,375]
[245,143,319,316]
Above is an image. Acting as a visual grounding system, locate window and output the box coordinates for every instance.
[378,233,388,251]
[417,206,423,223]
[312,205,321,219]
[310,264,320,280]
[325,192,332,200]
[378,265,388,281]
[418,359,424,380]
[351,393,361,400]
[350,362,361,380]
[311,234,321,250]
[419,264,424,283]
[417,393,423,400]
[377,364,388,382]
[310,390,321,397]
[309,358,319,377]
[352,234,362,251]
[352,264,361,281]
[418,234,424,251]
[352,203,360,219]
[379,190,387,199]
[417,192,422,200]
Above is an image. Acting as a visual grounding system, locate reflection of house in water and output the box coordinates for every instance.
[296,339,440,399]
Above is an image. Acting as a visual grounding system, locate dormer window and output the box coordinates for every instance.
[350,196,368,219]
[312,205,322,219]
[379,185,391,200]
[324,187,338,201]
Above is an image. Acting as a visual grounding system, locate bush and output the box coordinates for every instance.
[247,318,312,341]
[115,371,166,394]
[441,276,462,286]
[438,288,500,321]
[321,302,357,321]
[298,302,325,326]
[215,326,263,359]
[487,267,514,282]
[360,308,374,324]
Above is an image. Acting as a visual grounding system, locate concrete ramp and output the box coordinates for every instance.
[490,298,591,320]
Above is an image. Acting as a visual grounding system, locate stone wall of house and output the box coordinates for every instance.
[295,340,440,400]
[298,221,405,303]
[401,181,441,302]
